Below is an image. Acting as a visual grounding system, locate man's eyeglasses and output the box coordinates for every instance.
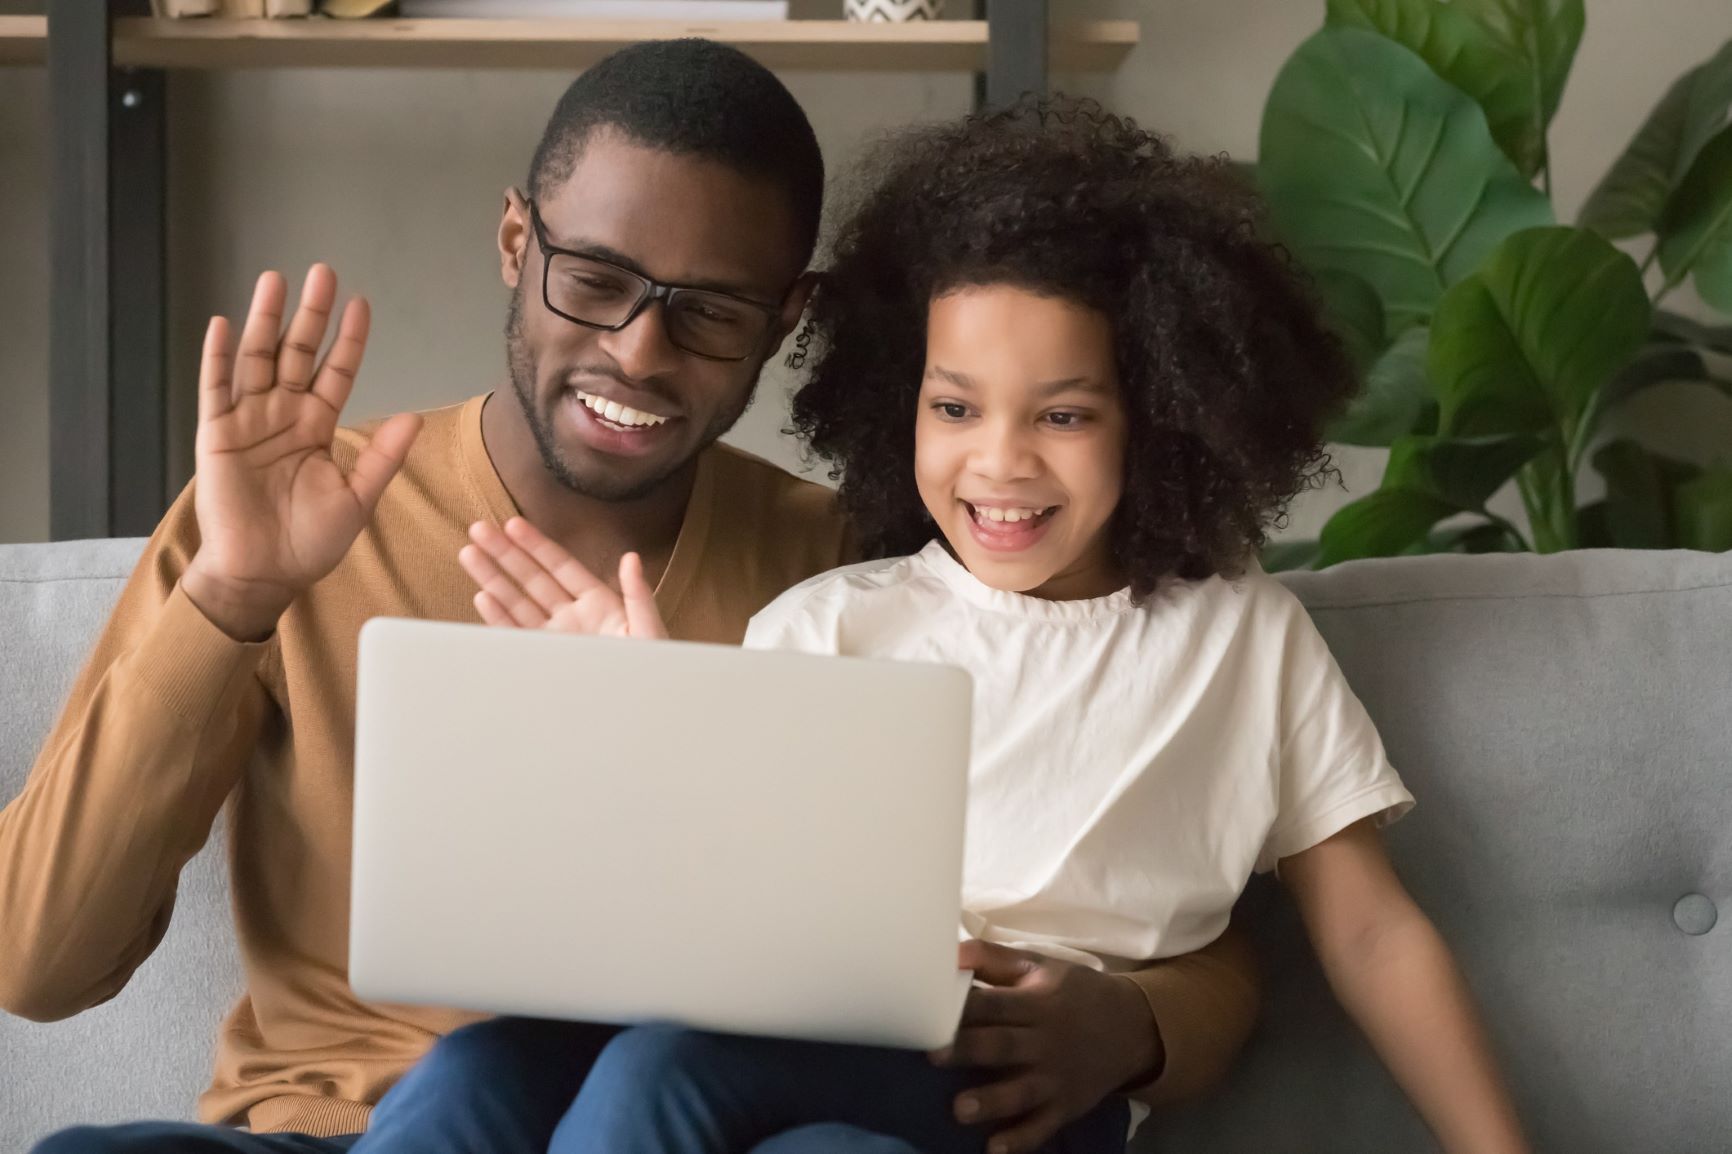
[528,199,782,363]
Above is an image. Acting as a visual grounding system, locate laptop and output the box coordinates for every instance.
[349,618,974,1050]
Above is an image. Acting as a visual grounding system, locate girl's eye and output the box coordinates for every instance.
[1045,411,1088,428]
[933,402,970,421]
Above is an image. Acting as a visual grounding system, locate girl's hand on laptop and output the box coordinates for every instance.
[932,940,1161,1154]
[459,517,669,640]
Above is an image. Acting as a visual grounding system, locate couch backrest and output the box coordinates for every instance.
[2,540,1728,1152]
[1146,548,1732,1153]
[0,539,242,1149]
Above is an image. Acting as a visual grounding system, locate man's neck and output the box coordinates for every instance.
[479,392,696,587]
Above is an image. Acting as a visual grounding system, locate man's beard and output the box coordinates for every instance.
[503,287,754,503]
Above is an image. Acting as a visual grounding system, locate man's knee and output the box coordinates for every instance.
[590,1023,734,1083]
[751,1125,922,1154]
[32,1126,139,1154]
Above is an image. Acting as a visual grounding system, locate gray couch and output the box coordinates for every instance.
[2,538,1727,1152]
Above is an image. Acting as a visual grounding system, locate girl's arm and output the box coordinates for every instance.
[1280,819,1529,1154]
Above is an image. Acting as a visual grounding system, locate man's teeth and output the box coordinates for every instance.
[576,391,668,428]
[975,505,1051,523]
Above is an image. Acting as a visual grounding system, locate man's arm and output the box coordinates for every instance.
[0,264,417,1022]
[933,926,1260,1154]
[0,490,272,1020]
[1117,920,1260,1108]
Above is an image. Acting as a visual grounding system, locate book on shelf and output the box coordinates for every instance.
[398,1,791,20]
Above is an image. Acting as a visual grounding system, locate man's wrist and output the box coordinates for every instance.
[181,562,292,643]
[1108,972,1166,1090]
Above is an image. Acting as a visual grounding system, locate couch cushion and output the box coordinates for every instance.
[0,539,243,1147]
[1143,548,1732,1153]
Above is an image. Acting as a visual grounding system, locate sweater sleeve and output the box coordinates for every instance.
[1118,920,1261,1109]
[0,483,274,1021]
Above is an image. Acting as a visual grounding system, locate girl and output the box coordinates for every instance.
[374,98,1529,1154]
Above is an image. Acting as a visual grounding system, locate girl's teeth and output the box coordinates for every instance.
[979,506,1044,523]
[577,392,668,428]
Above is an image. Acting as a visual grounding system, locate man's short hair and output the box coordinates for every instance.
[528,39,825,267]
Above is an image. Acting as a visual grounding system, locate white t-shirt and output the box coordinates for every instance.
[744,540,1413,972]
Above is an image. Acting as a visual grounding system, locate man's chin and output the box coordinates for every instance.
[543,442,692,504]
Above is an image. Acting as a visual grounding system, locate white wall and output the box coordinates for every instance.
[2,0,1729,543]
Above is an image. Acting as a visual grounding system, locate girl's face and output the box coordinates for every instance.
[915,286,1128,600]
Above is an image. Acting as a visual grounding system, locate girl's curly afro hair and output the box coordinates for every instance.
[788,96,1356,596]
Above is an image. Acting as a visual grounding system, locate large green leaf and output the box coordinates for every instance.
[1259,27,1554,332]
[1316,432,1541,564]
[1313,267,1387,369]
[1652,308,1732,353]
[1598,341,1725,413]
[1676,470,1732,551]
[1431,226,1650,439]
[1328,325,1436,446]
[1454,0,1584,135]
[1592,438,1700,548]
[1659,125,1732,311]
[1318,489,1459,565]
[1383,432,1544,508]
[1262,539,1323,573]
[1580,39,1732,238]
[1418,521,1525,553]
[1326,0,1545,175]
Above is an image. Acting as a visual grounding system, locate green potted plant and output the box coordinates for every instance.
[1252,0,1732,569]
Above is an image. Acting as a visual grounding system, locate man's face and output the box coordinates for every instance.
[500,131,811,502]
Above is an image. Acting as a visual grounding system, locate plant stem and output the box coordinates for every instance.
[1640,243,1660,278]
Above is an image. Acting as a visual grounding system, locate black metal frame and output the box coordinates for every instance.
[47,0,165,541]
[42,0,1047,541]
[981,0,1047,110]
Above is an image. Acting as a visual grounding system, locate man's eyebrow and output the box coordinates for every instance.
[546,235,772,302]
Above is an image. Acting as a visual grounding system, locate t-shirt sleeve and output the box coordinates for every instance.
[742,581,844,657]
[1257,599,1414,874]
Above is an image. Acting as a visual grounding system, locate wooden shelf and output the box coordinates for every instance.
[0,15,45,66]
[97,17,1135,72]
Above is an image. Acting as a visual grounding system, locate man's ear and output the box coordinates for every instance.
[772,271,820,348]
[499,188,530,290]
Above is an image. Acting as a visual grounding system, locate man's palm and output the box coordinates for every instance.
[189,266,421,631]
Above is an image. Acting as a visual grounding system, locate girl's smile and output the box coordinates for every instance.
[915,287,1129,601]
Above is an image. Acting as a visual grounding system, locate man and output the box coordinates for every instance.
[1,40,1256,1154]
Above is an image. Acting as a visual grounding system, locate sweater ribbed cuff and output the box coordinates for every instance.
[129,583,271,726]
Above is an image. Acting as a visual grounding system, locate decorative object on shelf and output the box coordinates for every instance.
[845,0,943,22]
[319,0,399,17]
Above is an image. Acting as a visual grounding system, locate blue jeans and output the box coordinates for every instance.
[29,1127,358,1153]
[359,1017,1131,1154]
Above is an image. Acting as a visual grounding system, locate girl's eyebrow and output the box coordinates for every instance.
[925,366,977,390]
[925,365,1110,398]
[1035,376,1111,398]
